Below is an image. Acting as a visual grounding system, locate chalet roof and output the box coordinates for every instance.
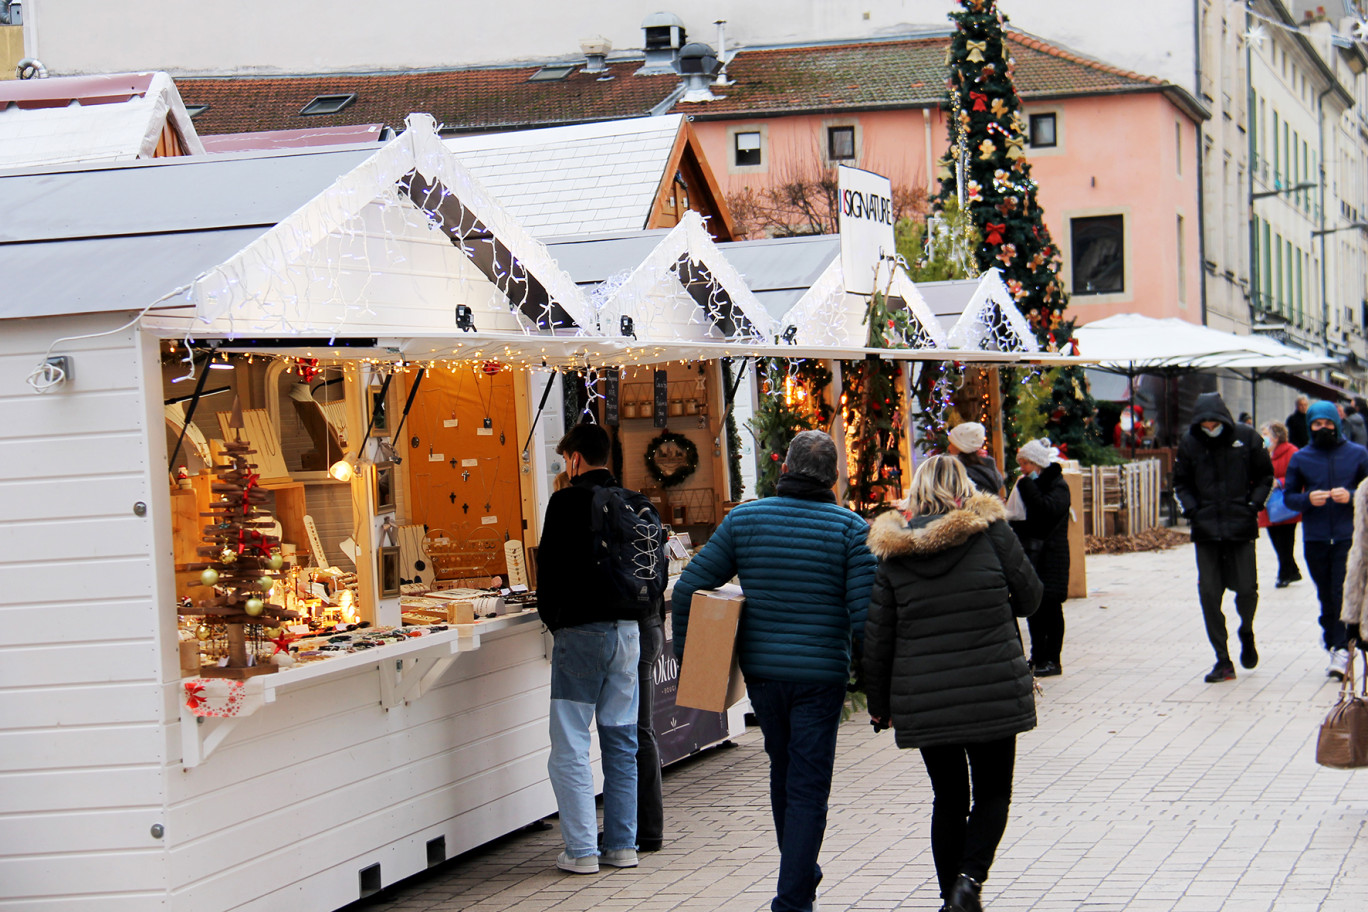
[178,29,1197,138]
[0,72,206,170]
[444,115,688,238]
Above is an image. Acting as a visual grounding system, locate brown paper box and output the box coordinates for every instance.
[675,586,746,712]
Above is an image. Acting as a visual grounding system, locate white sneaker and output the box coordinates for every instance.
[556,851,598,874]
[600,848,638,868]
[1327,649,1350,680]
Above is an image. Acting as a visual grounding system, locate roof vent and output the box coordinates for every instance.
[677,42,720,103]
[638,11,686,75]
[581,37,612,74]
[300,94,357,116]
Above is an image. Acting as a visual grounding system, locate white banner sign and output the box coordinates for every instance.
[838,165,895,296]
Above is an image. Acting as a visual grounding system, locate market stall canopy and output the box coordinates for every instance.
[1074,313,1335,373]
[716,234,946,349]
[0,71,205,169]
[914,268,1040,354]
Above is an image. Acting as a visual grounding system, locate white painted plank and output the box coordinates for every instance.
[0,804,166,856]
[0,347,143,396]
[0,851,166,904]
[0,722,163,773]
[0,599,157,646]
[0,681,161,729]
[0,640,159,689]
[0,315,139,357]
[0,474,153,523]
[0,765,163,814]
[0,433,147,482]
[0,515,154,563]
[0,389,147,440]
[0,558,153,605]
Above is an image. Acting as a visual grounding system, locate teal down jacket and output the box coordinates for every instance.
[671,495,877,685]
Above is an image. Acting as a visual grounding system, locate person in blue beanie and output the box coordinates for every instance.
[1173,392,1274,683]
[673,430,876,912]
[1283,399,1368,679]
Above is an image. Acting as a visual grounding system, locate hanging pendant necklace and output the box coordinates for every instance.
[478,457,500,512]
[474,367,495,431]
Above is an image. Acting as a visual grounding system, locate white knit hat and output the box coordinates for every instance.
[948,421,986,454]
[1018,437,1059,467]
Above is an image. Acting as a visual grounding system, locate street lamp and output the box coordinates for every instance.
[1252,181,1317,200]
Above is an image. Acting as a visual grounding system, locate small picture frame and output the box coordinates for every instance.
[368,388,388,435]
[378,546,401,597]
[373,463,396,514]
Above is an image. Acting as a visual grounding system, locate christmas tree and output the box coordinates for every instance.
[181,403,297,678]
[747,359,832,498]
[936,0,1067,339]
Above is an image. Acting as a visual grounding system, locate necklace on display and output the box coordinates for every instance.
[474,368,495,432]
[478,457,500,512]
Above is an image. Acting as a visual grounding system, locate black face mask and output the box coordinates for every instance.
[1313,427,1339,448]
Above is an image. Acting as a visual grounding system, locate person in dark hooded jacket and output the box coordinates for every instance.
[864,455,1041,912]
[1283,400,1368,680]
[1173,392,1274,684]
[1011,438,1071,677]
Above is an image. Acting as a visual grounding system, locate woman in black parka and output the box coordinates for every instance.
[1010,438,1072,677]
[864,456,1042,912]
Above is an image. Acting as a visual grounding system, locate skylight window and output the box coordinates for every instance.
[528,65,575,82]
[185,104,210,119]
[300,94,358,116]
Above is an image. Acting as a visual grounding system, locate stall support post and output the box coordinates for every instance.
[901,359,918,478]
[827,360,849,498]
[345,367,382,624]
[706,360,729,514]
[511,369,539,555]
[987,366,1005,470]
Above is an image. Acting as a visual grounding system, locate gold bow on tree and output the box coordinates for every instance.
[966,40,988,63]
[1005,135,1026,160]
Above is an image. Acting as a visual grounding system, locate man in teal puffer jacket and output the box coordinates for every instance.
[673,430,875,912]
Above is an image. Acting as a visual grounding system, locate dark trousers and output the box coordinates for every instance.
[1266,524,1301,583]
[1194,540,1258,664]
[1304,538,1351,651]
[919,736,1017,898]
[636,615,664,847]
[1026,594,1065,666]
[747,678,846,912]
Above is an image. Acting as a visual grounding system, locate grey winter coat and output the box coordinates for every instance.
[1340,481,1368,626]
[863,493,1042,750]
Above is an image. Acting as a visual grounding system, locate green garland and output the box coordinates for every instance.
[644,431,699,488]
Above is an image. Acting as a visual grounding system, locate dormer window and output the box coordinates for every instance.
[300,94,357,116]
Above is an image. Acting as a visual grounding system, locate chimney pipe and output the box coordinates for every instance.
[581,37,612,74]
[714,20,732,86]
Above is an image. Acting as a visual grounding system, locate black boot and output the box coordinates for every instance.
[946,874,982,912]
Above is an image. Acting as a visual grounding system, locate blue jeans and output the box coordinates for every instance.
[748,678,847,912]
[548,621,640,858]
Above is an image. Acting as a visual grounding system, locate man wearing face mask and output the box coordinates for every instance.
[1174,392,1275,683]
[1282,400,1368,680]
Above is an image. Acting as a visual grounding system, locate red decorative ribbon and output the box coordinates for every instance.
[297,358,320,382]
[185,681,206,710]
[969,91,988,112]
[985,222,1006,245]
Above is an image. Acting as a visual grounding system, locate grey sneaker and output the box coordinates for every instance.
[600,848,638,868]
[1328,649,1350,681]
[556,851,598,874]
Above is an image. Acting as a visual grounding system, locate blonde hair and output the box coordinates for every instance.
[906,455,975,516]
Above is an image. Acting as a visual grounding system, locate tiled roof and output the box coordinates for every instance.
[180,63,679,136]
[447,116,683,237]
[179,30,1168,137]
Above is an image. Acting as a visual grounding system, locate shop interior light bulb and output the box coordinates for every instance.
[328,459,357,482]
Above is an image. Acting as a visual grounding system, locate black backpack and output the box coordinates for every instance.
[589,485,667,612]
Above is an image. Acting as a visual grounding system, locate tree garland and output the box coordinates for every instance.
[644,431,699,488]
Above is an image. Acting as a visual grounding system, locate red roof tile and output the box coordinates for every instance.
[180,31,1168,137]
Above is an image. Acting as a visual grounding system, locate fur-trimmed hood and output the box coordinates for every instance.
[868,492,1006,559]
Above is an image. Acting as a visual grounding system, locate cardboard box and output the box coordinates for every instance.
[675,586,746,712]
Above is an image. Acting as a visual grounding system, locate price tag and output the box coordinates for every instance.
[476,428,494,437]
[443,419,459,428]
[428,453,445,462]
[481,515,498,525]
[461,458,479,467]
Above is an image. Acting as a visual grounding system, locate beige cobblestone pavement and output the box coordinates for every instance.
[360,536,1368,911]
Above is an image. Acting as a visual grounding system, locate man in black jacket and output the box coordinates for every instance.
[1174,392,1275,684]
[1287,396,1310,448]
[538,423,642,875]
